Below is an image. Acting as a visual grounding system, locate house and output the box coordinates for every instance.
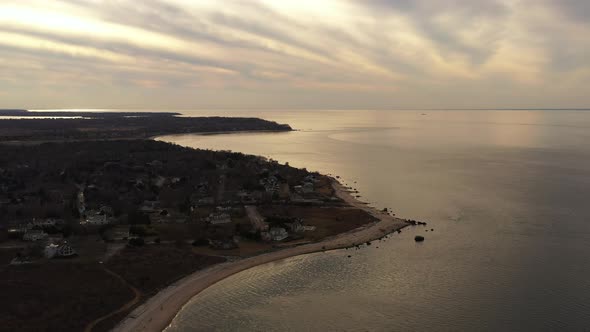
[10,256,32,265]
[27,219,62,230]
[209,239,238,250]
[82,211,110,225]
[291,197,324,205]
[302,182,314,194]
[237,191,262,204]
[152,176,166,188]
[23,229,48,241]
[268,227,288,241]
[99,206,114,216]
[140,200,160,213]
[7,227,27,239]
[260,175,279,193]
[104,226,131,241]
[237,191,252,203]
[57,243,76,257]
[196,182,209,195]
[149,210,188,224]
[265,182,279,193]
[208,213,232,225]
[285,220,305,233]
[216,206,233,212]
[197,197,214,205]
[44,242,77,258]
[46,234,64,244]
[30,219,56,228]
[148,209,169,223]
[146,160,163,168]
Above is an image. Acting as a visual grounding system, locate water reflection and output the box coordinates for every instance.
[162,110,590,331]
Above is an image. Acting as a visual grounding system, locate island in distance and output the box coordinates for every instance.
[0,111,413,332]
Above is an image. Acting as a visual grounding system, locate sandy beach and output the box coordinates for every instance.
[113,178,409,332]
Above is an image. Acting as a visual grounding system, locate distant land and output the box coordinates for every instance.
[0,110,292,142]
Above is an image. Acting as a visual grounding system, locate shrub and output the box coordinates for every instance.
[128,237,145,247]
[192,238,209,246]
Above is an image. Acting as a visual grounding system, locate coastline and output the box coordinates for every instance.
[150,128,293,142]
[113,178,409,332]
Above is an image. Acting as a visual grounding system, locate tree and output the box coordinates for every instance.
[128,210,150,225]
[128,237,145,246]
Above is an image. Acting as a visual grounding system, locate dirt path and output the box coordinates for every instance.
[83,268,141,332]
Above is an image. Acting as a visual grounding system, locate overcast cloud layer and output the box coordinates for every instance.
[1,0,589,109]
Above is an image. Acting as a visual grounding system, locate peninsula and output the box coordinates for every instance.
[0,110,291,142]
[0,112,411,332]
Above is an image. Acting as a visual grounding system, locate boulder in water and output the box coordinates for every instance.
[414,235,425,242]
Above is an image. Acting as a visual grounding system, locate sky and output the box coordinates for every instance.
[0,0,589,110]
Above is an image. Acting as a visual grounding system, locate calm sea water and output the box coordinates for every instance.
[159,110,590,331]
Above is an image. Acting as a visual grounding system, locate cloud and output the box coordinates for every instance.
[0,0,589,109]
[546,0,590,23]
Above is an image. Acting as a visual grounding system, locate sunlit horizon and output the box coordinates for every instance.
[1,0,589,110]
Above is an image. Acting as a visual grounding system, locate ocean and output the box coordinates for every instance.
[159,110,590,331]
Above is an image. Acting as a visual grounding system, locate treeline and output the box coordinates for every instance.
[0,110,178,117]
[0,112,292,141]
[0,140,309,223]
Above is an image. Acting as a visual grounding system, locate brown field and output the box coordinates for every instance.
[92,245,226,331]
[260,205,378,241]
[192,238,272,257]
[0,247,22,265]
[0,263,134,332]
[0,244,225,332]
[314,175,338,196]
[106,245,225,294]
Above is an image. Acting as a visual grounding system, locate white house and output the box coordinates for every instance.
[82,212,109,225]
[23,229,48,241]
[269,227,288,241]
[208,213,232,225]
[45,242,76,258]
[26,219,58,229]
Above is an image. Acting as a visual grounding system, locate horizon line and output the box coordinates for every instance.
[15,107,590,112]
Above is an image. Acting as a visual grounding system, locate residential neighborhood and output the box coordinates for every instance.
[0,139,378,332]
[0,140,368,264]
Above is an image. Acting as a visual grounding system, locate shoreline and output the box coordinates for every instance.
[151,128,293,141]
[113,178,409,332]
